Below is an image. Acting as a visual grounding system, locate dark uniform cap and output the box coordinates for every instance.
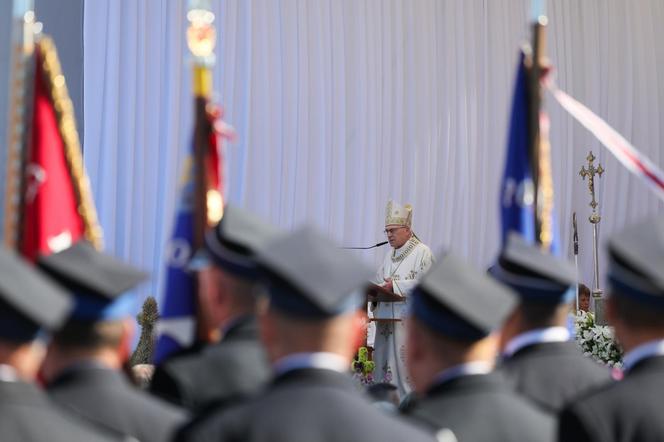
[204,205,280,279]
[412,252,518,341]
[37,241,148,321]
[256,226,374,318]
[607,216,664,307]
[489,232,577,304]
[0,248,72,342]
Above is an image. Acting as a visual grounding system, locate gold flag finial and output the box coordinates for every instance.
[187,0,215,97]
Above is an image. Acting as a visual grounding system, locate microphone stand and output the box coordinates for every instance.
[342,241,388,250]
[572,212,579,312]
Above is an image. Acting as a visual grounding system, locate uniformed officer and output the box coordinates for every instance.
[559,217,664,441]
[180,226,436,442]
[0,247,119,442]
[401,251,554,441]
[151,205,276,413]
[37,241,188,442]
[491,233,610,412]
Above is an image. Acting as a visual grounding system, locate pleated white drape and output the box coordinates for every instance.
[83,0,664,303]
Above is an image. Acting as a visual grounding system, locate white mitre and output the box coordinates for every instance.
[385,200,412,227]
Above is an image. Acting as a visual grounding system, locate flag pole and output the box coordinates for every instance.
[187,0,217,250]
[155,1,225,363]
[187,0,224,344]
[3,0,36,249]
[527,0,548,247]
[572,212,579,312]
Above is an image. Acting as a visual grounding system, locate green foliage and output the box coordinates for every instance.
[130,296,159,366]
[352,347,375,375]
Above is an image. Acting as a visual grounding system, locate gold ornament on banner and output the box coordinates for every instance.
[206,189,223,225]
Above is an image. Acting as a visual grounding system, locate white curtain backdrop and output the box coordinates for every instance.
[83,0,664,304]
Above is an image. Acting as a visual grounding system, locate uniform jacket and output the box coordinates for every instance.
[499,341,611,412]
[48,365,187,442]
[0,379,120,442]
[150,316,270,412]
[178,367,436,442]
[559,355,664,442]
[402,372,555,442]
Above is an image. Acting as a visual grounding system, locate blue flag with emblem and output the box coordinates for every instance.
[154,0,234,363]
[154,156,197,364]
[500,50,560,255]
[501,51,536,244]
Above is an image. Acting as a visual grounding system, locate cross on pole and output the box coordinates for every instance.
[579,151,604,217]
[578,150,606,323]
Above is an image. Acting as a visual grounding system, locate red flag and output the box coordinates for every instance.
[205,103,236,221]
[20,37,102,261]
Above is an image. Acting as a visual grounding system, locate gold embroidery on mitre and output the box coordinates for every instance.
[385,200,413,227]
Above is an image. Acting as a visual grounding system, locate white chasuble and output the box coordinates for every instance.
[372,236,434,398]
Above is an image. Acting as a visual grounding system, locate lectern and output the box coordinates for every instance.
[367,283,405,304]
[366,283,406,324]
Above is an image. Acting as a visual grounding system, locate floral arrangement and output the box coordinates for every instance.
[352,347,375,386]
[574,310,623,368]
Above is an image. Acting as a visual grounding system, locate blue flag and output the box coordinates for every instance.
[154,156,197,363]
[501,52,536,245]
[500,51,560,255]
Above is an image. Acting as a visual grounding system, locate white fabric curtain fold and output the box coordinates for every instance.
[83,0,664,303]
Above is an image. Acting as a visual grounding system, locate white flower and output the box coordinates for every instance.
[573,311,623,366]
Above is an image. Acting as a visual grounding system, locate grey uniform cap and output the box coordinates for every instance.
[413,252,518,340]
[489,232,577,303]
[37,241,148,321]
[256,226,374,318]
[608,216,664,305]
[204,205,281,279]
[0,248,72,341]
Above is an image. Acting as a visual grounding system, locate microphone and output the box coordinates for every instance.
[342,241,388,250]
[572,212,579,256]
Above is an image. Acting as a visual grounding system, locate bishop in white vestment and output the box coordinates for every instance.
[372,200,434,398]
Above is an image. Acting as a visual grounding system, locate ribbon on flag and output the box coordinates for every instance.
[546,81,664,201]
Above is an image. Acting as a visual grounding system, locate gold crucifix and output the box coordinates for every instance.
[579,151,604,221]
[578,150,607,322]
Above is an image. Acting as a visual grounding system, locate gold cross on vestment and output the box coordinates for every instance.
[579,151,604,213]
